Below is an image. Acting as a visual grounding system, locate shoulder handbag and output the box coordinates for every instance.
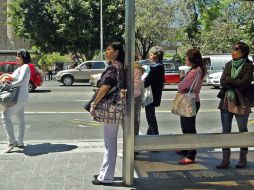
[0,82,19,107]
[171,72,200,117]
[93,67,126,125]
[83,86,117,112]
[141,85,153,108]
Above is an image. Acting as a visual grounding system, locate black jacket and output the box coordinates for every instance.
[144,62,165,107]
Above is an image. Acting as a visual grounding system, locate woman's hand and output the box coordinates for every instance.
[90,102,97,119]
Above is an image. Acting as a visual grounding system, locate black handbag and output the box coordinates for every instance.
[83,91,97,112]
[246,84,254,107]
[83,86,117,112]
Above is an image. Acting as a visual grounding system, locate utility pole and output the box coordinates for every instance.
[100,0,103,60]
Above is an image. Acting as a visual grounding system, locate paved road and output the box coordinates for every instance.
[0,80,253,142]
[0,80,254,190]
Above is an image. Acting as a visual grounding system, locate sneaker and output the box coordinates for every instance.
[4,141,18,153]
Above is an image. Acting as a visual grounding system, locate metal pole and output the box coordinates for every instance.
[123,0,135,186]
[100,0,103,60]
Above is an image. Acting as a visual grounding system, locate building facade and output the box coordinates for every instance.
[0,0,31,61]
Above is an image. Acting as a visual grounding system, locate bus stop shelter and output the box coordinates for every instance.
[123,0,254,186]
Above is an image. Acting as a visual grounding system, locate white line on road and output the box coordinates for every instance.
[209,147,254,152]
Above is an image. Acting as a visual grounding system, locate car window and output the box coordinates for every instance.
[7,64,15,72]
[203,58,211,66]
[13,64,19,71]
[164,63,175,70]
[91,62,106,69]
[79,64,87,71]
[0,65,5,72]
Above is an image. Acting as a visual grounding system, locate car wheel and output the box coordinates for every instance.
[28,81,35,92]
[62,75,74,86]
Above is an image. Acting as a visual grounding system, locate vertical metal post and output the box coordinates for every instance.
[123,0,135,186]
[100,0,103,60]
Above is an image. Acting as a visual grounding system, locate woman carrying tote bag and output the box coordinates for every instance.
[90,42,125,185]
[176,48,206,165]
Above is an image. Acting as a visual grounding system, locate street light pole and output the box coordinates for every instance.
[100,0,103,60]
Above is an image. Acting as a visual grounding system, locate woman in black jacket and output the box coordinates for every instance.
[216,42,253,169]
[144,46,165,135]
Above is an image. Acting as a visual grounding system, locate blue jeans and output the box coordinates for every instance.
[220,109,249,151]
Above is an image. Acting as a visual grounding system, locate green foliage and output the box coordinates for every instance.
[8,0,124,60]
[135,0,175,59]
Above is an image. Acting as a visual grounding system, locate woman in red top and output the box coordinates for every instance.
[176,48,206,165]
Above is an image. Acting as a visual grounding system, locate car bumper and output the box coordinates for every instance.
[55,75,62,81]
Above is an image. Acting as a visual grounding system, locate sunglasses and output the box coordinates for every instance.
[232,47,241,52]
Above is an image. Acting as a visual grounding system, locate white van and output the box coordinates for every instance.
[203,54,254,74]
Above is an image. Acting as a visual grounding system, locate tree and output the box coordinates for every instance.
[135,0,175,59]
[8,0,124,61]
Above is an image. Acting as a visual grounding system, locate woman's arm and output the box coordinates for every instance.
[178,69,197,92]
[92,85,111,105]
[227,63,253,90]
[90,84,111,118]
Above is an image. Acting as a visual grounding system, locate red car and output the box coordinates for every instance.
[139,59,180,84]
[0,61,43,92]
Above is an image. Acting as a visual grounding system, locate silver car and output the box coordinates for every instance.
[55,61,108,86]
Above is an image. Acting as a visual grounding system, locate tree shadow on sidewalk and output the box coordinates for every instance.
[13,143,78,156]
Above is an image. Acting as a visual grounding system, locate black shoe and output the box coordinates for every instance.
[92,179,111,186]
[93,175,98,179]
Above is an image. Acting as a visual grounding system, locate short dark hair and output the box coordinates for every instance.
[236,42,250,58]
[17,49,31,64]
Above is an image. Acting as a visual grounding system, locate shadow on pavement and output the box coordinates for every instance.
[30,90,52,93]
[13,143,78,156]
[131,150,254,190]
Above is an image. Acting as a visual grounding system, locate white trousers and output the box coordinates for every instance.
[97,123,119,183]
[1,99,27,145]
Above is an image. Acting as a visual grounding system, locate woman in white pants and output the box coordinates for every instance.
[90,42,125,185]
[2,49,31,153]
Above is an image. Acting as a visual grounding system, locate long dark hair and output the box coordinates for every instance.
[17,49,31,64]
[109,42,125,64]
[186,48,206,78]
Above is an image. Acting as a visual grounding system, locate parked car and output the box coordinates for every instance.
[89,64,150,87]
[139,59,180,84]
[205,55,254,88]
[0,61,43,92]
[206,71,223,88]
[55,61,108,86]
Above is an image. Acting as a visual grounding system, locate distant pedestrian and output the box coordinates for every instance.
[176,48,206,165]
[216,42,253,169]
[41,63,48,80]
[47,65,53,80]
[90,42,125,185]
[144,46,165,135]
[1,49,31,153]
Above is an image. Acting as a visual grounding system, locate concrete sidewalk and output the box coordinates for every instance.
[0,140,254,190]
